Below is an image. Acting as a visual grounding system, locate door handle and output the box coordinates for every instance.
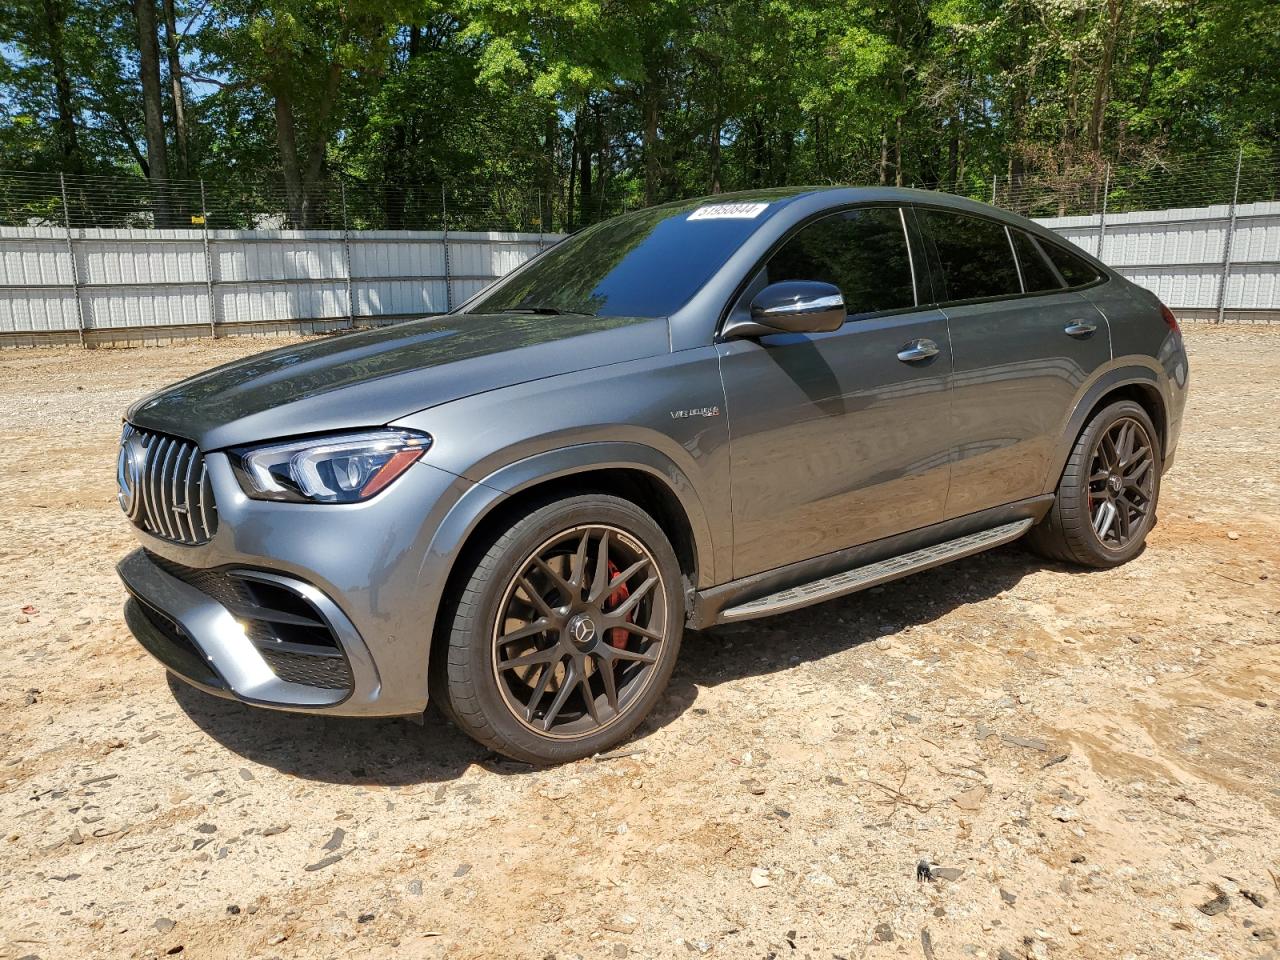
[897,338,940,363]
[1064,321,1098,338]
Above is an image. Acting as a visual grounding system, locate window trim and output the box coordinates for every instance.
[1005,225,1026,294]
[1034,232,1106,291]
[912,205,1028,307]
[909,203,1108,309]
[1010,227,1069,292]
[714,202,928,340]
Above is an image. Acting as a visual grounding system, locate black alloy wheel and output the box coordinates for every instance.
[1087,416,1156,549]
[492,524,668,738]
[1025,399,1162,568]
[435,494,684,764]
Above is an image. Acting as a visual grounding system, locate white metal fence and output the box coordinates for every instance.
[1038,200,1280,324]
[1,199,1278,347]
[0,226,553,347]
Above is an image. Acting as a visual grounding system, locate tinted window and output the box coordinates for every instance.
[1011,230,1063,292]
[919,209,1021,302]
[766,207,915,316]
[469,198,785,318]
[1041,239,1102,287]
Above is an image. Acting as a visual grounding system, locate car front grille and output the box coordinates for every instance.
[119,424,218,545]
[147,553,354,693]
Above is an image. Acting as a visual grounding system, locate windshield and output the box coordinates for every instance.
[466,196,793,318]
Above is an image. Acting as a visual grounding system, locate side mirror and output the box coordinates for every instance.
[724,281,846,339]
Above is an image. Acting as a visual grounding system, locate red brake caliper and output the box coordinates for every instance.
[605,560,632,647]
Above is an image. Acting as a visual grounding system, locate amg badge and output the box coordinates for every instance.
[670,406,721,419]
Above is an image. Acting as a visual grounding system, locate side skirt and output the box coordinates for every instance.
[689,496,1052,628]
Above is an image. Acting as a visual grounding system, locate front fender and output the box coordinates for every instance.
[472,441,717,585]
[417,441,717,587]
[412,441,720,685]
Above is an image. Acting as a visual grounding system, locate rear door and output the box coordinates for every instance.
[716,205,953,579]
[913,207,1111,517]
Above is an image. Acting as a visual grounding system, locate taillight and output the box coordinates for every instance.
[1159,302,1180,333]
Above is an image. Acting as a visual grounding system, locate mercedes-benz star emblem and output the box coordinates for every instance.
[117,430,146,519]
[569,614,597,645]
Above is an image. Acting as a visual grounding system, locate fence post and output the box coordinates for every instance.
[1216,145,1244,324]
[1097,163,1111,260]
[340,180,355,328]
[441,183,452,313]
[59,174,86,347]
[991,174,998,206]
[199,179,216,338]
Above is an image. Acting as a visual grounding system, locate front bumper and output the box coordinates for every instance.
[116,449,484,717]
[119,549,379,709]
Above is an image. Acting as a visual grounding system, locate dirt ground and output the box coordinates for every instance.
[1,324,1278,960]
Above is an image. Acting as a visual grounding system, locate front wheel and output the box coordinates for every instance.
[1027,399,1162,568]
[434,494,684,764]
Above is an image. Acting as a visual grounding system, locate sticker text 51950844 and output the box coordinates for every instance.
[687,202,769,221]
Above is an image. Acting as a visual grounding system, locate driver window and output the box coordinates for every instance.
[767,207,917,317]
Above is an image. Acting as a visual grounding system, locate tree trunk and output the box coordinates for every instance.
[947,111,960,190]
[778,128,794,185]
[566,112,579,231]
[1002,3,1029,208]
[751,116,766,188]
[383,24,421,229]
[290,63,343,227]
[894,115,903,187]
[543,110,557,229]
[879,129,889,185]
[1088,0,1123,154]
[161,0,189,179]
[42,0,82,174]
[642,80,660,205]
[107,107,149,177]
[709,114,722,194]
[132,0,169,221]
[272,88,305,227]
[580,108,595,225]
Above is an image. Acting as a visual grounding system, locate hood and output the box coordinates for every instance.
[127,312,669,450]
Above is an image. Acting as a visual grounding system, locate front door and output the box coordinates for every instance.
[717,205,954,580]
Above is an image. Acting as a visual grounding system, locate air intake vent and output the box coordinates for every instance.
[119,424,218,545]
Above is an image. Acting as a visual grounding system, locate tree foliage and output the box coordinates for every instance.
[1,0,1276,226]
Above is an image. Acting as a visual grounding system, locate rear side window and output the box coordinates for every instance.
[1041,239,1102,287]
[767,207,916,317]
[918,209,1021,302]
[1011,231,1063,292]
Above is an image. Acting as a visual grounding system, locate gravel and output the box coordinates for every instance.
[2,325,1278,958]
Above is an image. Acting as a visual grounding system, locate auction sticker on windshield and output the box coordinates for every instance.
[687,202,769,221]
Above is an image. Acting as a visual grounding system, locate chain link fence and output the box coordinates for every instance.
[1,147,1277,346]
[915,147,1280,218]
[2,147,1276,232]
[0,171,644,233]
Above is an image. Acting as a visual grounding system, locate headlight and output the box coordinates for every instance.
[230,430,431,503]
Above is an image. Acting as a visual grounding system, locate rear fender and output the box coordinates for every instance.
[1042,361,1167,494]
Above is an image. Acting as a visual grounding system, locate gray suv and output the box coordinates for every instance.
[116,187,1189,763]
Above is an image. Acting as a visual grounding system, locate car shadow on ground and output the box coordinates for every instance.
[170,543,1080,785]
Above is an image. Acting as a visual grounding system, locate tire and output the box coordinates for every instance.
[1027,399,1162,568]
[434,494,684,764]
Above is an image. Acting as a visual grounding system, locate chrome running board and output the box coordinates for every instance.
[719,519,1034,622]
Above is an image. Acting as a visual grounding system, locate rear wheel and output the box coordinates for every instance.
[435,495,684,764]
[1027,399,1162,568]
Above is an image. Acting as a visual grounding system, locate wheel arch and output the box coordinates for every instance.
[418,442,716,675]
[1043,365,1169,495]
